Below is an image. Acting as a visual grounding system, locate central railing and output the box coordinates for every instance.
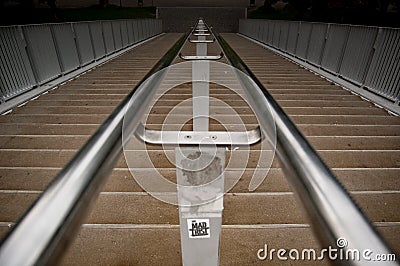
[0,19,397,266]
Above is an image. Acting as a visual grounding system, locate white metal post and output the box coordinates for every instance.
[177,19,224,266]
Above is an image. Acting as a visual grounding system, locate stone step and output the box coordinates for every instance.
[1,168,399,193]
[2,113,397,125]
[0,124,99,135]
[22,99,124,107]
[10,106,255,115]
[297,124,400,136]
[267,89,354,95]
[277,100,372,107]
[0,149,399,169]
[1,192,399,225]
[290,115,399,125]
[271,94,363,101]
[1,135,399,150]
[0,224,397,266]
[60,224,400,266]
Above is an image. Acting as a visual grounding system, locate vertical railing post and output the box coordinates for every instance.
[361,27,381,87]
[177,19,225,266]
[177,147,225,266]
[336,25,351,76]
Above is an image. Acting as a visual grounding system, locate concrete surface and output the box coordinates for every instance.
[0,32,399,265]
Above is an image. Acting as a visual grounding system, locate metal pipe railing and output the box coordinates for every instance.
[0,30,190,266]
[214,31,398,265]
[0,19,397,265]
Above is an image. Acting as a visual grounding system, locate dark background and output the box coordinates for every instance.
[251,0,400,27]
[0,0,399,28]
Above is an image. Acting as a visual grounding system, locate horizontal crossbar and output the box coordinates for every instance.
[135,124,261,145]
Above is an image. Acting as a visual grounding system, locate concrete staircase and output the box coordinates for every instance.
[0,32,398,265]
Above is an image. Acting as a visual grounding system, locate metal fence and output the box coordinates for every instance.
[239,19,400,104]
[0,19,162,103]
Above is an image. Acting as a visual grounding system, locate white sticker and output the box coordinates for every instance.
[187,218,210,239]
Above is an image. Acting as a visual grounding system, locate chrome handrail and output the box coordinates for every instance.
[179,52,224,61]
[214,30,398,265]
[0,19,397,266]
[135,123,261,145]
[188,38,215,43]
[193,33,211,36]
[0,30,191,266]
[181,21,223,61]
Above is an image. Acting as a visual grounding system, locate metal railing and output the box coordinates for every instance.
[239,19,400,111]
[0,19,162,104]
[0,19,397,265]
[213,30,398,265]
[0,29,190,266]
